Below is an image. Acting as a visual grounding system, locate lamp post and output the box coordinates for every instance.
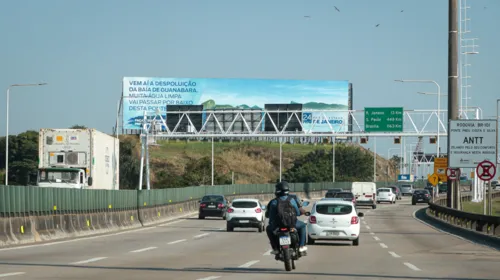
[5,83,48,185]
[395,79,441,158]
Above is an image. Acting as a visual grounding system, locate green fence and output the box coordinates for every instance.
[0,181,396,216]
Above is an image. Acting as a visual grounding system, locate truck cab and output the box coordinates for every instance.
[37,167,93,189]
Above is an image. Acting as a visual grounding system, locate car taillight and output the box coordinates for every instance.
[425,194,429,197]
[227,208,234,213]
[351,216,359,224]
[309,215,317,224]
[352,198,356,203]
[280,228,288,231]
[255,208,262,213]
[200,203,207,208]
[217,203,224,208]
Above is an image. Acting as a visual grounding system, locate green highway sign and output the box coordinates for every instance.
[364,107,404,132]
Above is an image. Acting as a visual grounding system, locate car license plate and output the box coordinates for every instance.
[279,236,291,245]
[418,199,423,201]
[208,205,216,208]
[239,220,249,223]
[326,231,339,236]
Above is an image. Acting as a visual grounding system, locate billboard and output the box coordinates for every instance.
[122,77,350,132]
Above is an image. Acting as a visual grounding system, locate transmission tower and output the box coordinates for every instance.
[459,0,479,119]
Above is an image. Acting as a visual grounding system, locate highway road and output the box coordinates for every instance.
[0,197,499,280]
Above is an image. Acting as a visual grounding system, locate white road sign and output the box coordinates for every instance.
[449,119,498,168]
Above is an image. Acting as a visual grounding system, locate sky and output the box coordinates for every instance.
[1,0,499,171]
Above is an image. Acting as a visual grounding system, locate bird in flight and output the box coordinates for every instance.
[334,6,340,12]
[375,24,380,27]
[401,10,404,12]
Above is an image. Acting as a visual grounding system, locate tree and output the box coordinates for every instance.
[283,143,374,183]
[390,155,401,171]
[118,136,141,189]
[4,130,39,185]
[69,125,87,129]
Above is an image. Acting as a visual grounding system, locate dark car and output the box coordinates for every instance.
[411,189,431,205]
[332,191,356,205]
[387,185,402,200]
[325,188,344,198]
[198,194,229,219]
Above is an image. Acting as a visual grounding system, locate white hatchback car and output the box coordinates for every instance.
[226,198,266,232]
[306,199,364,246]
[376,188,396,204]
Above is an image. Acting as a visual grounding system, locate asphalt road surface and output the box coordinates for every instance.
[0,197,499,280]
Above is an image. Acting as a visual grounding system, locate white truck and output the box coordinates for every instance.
[37,128,119,190]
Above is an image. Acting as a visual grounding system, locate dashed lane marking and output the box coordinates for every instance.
[379,243,388,248]
[373,236,380,241]
[168,239,187,245]
[193,233,210,239]
[130,246,157,253]
[0,272,26,278]
[366,225,371,230]
[404,262,421,271]
[70,257,108,265]
[197,276,221,280]
[239,260,260,268]
[388,251,401,258]
[369,232,375,235]
[263,250,272,256]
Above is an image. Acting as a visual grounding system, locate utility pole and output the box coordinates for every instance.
[447,0,460,208]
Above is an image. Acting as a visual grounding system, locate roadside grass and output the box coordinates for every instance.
[461,197,500,216]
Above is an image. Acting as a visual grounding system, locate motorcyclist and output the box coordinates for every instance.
[265,181,307,255]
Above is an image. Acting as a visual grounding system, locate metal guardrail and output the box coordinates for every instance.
[428,192,500,237]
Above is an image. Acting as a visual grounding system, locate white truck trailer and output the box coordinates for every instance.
[37,128,119,190]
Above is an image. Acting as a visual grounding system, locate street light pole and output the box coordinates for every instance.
[5,83,47,185]
[394,79,441,158]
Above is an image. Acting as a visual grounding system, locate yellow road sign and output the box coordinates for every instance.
[434,157,448,182]
[428,173,439,186]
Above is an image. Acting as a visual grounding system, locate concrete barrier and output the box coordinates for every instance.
[0,191,325,247]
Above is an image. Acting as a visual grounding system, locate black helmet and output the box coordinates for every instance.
[275,181,290,196]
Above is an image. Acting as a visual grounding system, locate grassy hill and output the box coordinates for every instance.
[123,137,397,185]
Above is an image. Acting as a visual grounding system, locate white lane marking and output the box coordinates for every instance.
[379,243,388,248]
[369,232,375,235]
[263,250,272,256]
[168,239,187,245]
[362,221,367,224]
[130,246,157,253]
[388,251,401,258]
[0,212,199,252]
[239,260,260,268]
[404,262,421,271]
[367,210,371,213]
[366,225,371,230]
[70,257,108,265]
[373,236,380,241]
[0,272,26,278]
[197,277,221,280]
[193,233,210,239]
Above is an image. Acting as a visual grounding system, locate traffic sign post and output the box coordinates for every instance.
[428,173,439,186]
[476,160,497,215]
[446,167,460,181]
[449,119,498,168]
[364,107,404,132]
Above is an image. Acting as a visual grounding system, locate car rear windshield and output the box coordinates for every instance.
[316,204,353,215]
[232,201,258,208]
[401,185,412,189]
[333,192,353,198]
[414,190,429,195]
[377,189,390,192]
[201,196,224,202]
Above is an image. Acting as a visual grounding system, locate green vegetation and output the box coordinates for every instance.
[0,127,397,189]
[462,198,500,216]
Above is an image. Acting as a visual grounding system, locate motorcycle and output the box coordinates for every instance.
[274,201,311,271]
